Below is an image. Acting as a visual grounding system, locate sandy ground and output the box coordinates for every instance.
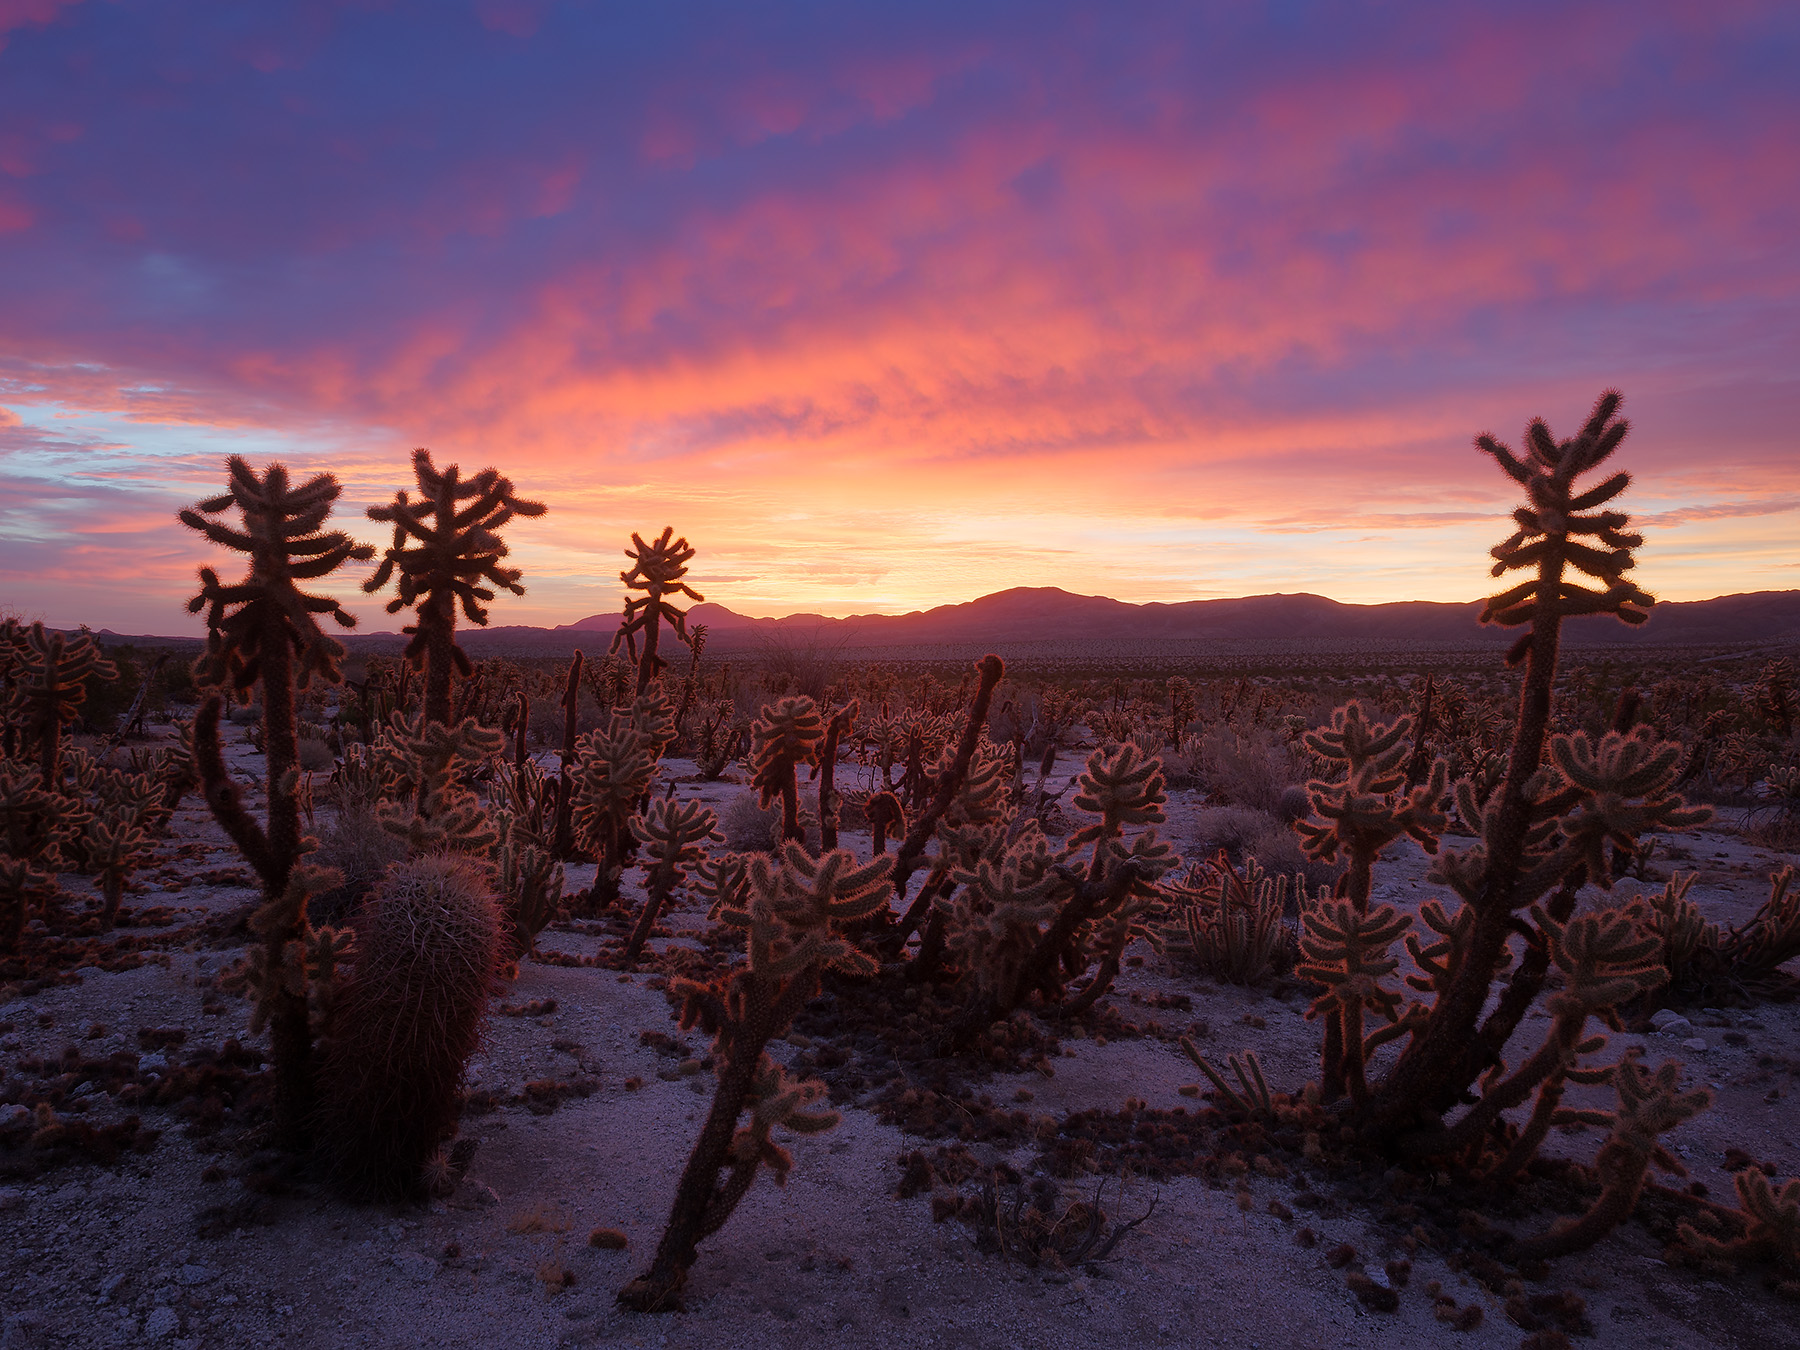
[2,728,1796,1350]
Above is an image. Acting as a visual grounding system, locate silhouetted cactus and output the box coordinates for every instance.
[609,527,703,696]
[1511,1052,1709,1259]
[619,843,892,1311]
[1351,393,1713,1144]
[623,795,721,966]
[498,835,564,965]
[364,449,546,727]
[315,855,502,1198]
[180,456,373,1146]
[1294,701,1446,912]
[14,623,117,784]
[0,853,55,955]
[570,692,667,908]
[374,712,504,855]
[748,695,824,846]
[1678,1169,1800,1278]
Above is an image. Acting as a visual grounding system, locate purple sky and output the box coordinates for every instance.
[1,0,1795,632]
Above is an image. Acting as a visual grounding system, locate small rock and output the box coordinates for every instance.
[138,1053,167,1072]
[391,1252,438,1283]
[1,1310,46,1349]
[0,1106,28,1130]
[70,1081,99,1100]
[142,1307,181,1341]
[1657,1017,1695,1037]
[0,1187,23,1211]
[1681,1038,1709,1054]
[175,1265,215,1287]
[98,1274,128,1300]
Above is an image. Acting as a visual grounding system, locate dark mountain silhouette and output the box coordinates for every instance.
[549,587,1800,649]
[84,588,1800,653]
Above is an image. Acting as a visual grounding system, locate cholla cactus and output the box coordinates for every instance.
[1751,658,1797,738]
[569,698,665,908]
[1294,702,1447,911]
[620,843,892,1311]
[1678,1170,1800,1277]
[622,795,721,965]
[85,811,154,930]
[181,457,373,1147]
[1295,901,1417,1105]
[748,695,824,845]
[364,449,546,727]
[374,713,504,856]
[13,623,117,784]
[498,836,564,964]
[1477,388,1653,663]
[1512,1053,1710,1259]
[1358,394,1713,1145]
[609,527,704,696]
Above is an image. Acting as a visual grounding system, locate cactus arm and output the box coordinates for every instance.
[891,655,1004,909]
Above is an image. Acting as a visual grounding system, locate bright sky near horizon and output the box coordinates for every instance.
[0,1,1795,635]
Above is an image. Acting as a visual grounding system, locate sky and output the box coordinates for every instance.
[0,0,1795,635]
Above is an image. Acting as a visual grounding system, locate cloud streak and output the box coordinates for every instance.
[0,1,1795,631]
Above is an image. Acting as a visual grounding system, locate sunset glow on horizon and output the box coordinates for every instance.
[1,1,1796,635]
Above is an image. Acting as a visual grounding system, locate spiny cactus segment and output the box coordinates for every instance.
[365,448,546,726]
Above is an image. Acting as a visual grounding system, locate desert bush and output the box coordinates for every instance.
[296,736,333,772]
[1194,724,1305,813]
[308,802,407,925]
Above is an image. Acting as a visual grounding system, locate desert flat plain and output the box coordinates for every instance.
[1,624,1797,1350]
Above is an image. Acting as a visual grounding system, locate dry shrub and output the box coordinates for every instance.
[717,789,780,853]
[1195,725,1305,813]
[1189,806,1335,895]
[308,802,407,925]
[296,737,334,772]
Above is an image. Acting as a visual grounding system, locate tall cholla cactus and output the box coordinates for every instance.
[1294,702,1447,911]
[364,449,546,727]
[1478,388,1654,665]
[1351,394,1714,1146]
[374,713,504,855]
[15,622,118,784]
[620,843,893,1312]
[748,695,823,845]
[610,527,704,696]
[622,794,721,966]
[180,456,373,1147]
[570,690,672,908]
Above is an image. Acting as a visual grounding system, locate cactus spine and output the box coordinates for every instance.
[364,449,546,727]
[180,456,373,1147]
[315,855,502,1198]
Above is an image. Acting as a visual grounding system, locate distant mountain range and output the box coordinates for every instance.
[87,587,1800,654]
[544,587,1800,649]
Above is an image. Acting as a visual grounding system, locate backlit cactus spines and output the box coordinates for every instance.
[1295,900,1415,1105]
[570,711,661,908]
[15,622,117,784]
[181,457,373,1148]
[748,695,824,845]
[374,712,504,856]
[1511,1053,1710,1260]
[621,843,892,1312]
[1478,388,1652,662]
[1678,1170,1800,1275]
[623,794,722,965]
[1294,701,1448,912]
[364,448,546,727]
[315,855,503,1199]
[609,527,703,696]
